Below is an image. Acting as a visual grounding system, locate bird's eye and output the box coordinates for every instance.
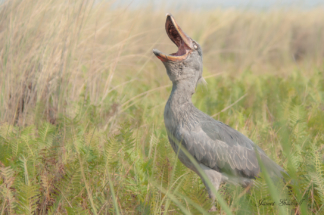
[193,44,198,49]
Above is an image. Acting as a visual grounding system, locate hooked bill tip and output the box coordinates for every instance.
[152,49,160,55]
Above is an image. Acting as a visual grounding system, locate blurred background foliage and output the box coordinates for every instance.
[0,0,323,214]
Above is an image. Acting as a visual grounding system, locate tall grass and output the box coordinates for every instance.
[0,0,324,214]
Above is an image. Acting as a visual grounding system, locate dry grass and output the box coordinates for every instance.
[0,0,323,125]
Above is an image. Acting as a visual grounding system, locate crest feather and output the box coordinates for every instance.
[197,77,207,87]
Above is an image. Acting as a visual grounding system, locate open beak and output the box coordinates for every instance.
[153,13,194,62]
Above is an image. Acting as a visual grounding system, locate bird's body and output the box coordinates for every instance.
[164,80,285,192]
[153,14,286,210]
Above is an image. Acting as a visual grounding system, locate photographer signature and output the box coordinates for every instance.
[258,198,306,206]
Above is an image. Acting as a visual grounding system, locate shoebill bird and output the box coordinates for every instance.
[153,14,287,211]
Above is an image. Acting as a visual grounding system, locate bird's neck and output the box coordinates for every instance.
[168,80,195,107]
[164,80,198,133]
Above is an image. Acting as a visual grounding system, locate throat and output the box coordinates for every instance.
[168,80,195,107]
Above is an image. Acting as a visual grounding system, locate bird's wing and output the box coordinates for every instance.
[178,117,285,179]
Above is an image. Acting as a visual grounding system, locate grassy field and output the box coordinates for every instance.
[0,0,324,214]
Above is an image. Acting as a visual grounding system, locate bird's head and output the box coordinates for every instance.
[153,14,203,87]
